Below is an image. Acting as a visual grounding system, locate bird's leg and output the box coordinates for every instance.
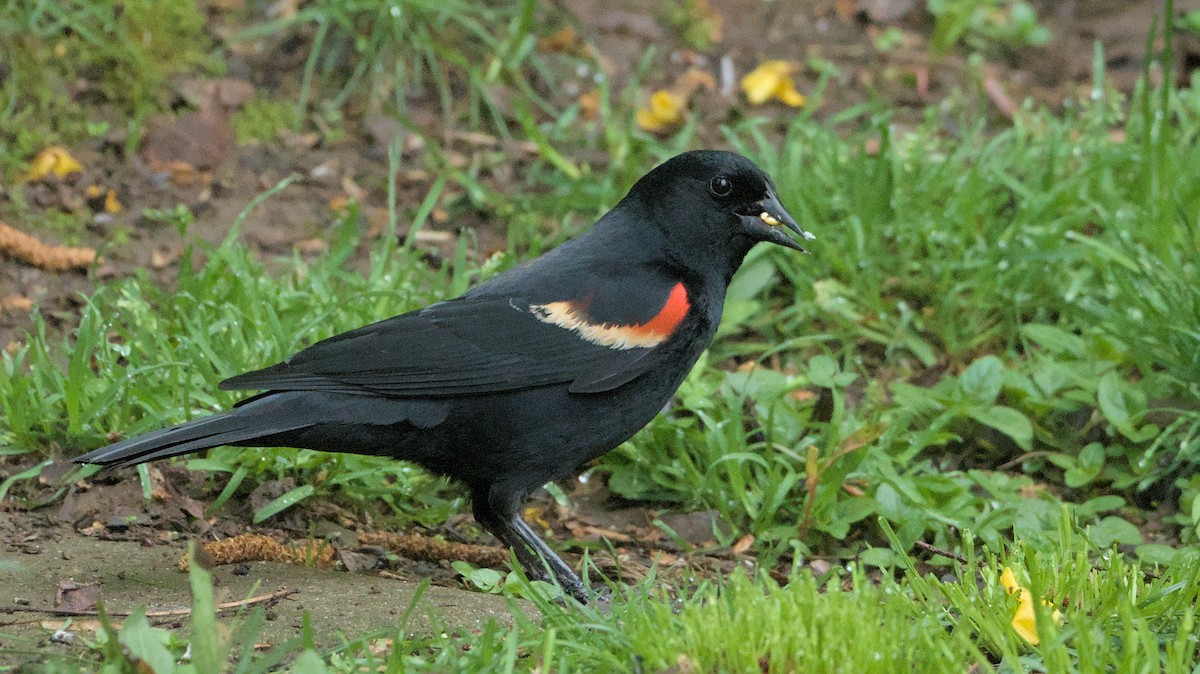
[508,515,590,601]
[471,485,592,603]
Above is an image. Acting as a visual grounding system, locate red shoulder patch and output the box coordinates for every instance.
[531,282,691,350]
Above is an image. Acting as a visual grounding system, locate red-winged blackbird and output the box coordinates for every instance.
[75,150,812,602]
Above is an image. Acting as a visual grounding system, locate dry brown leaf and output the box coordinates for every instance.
[55,580,100,613]
[578,90,600,120]
[731,534,755,555]
[150,246,181,270]
[834,0,857,21]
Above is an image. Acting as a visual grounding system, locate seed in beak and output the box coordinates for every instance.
[760,211,780,226]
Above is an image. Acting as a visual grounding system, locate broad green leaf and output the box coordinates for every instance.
[806,354,838,388]
[1021,323,1085,356]
[1097,371,1130,428]
[968,405,1033,450]
[118,609,175,674]
[959,355,1003,404]
[1089,516,1144,547]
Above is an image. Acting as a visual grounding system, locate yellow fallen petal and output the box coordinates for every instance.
[742,60,802,106]
[103,190,123,214]
[25,146,84,181]
[636,90,686,132]
[776,81,807,108]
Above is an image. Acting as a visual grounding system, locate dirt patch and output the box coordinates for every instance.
[0,526,527,664]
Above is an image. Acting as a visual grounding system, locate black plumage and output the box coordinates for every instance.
[75,150,812,602]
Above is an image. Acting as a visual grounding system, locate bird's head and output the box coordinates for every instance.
[621,150,813,276]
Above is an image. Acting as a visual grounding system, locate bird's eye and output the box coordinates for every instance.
[709,175,733,197]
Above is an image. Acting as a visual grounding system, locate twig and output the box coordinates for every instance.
[0,587,297,624]
[914,540,969,565]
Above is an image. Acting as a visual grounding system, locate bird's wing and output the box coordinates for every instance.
[218,274,693,397]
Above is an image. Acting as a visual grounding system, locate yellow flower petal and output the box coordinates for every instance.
[636,90,686,133]
[1001,567,1063,645]
[1000,567,1020,594]
[741,60,805,107]
[1011,589,1041,644]
[25,146,84,181]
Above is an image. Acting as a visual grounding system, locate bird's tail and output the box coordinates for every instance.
[74,397,309,469]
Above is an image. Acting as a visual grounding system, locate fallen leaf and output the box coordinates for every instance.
[56,580,101,612]
[295,238,327,256]
[834,0,856,21]
[150,246,181,269]
[731,534,755,555]
[636,90,686,133]
[578,90,600,120]
[538,26,584,55]
[677,68,718,97]
[741,60,807,107]
[24,147,83,181]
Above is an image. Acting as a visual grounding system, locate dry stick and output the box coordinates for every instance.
[914,540,970,565]
[0,587,298,625]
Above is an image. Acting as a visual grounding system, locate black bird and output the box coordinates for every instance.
[75,150,813,602]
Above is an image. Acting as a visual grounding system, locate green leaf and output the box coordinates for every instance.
[1064,442,1105,488]
[959,355,1003,404]
[1076,494,1125,517]
[968,405,1032,450]
[1097,371,1130,428]
[253,484,315,523]
[1021,324,1084,356]
[1089,516,1144,547]
[858,547,898,568]
[118,609,176,674]
[289,649,330,674]
[1135,544,1179,565]
[807,354,838,388]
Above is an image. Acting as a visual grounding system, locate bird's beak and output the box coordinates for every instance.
[737,191,814,252]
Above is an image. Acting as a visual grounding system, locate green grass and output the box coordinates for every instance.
[17,522,1200,672]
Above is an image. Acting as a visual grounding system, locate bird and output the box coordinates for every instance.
[74,150,814,602]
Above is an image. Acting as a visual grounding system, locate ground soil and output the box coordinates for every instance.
[1,0,1198,661]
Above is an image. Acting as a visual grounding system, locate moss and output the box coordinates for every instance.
[0,0,214,176]
[232,95,299,145]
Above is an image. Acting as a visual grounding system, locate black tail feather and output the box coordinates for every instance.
[75,401,310,469]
